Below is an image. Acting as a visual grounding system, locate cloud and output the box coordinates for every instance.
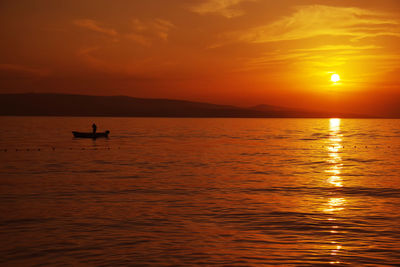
[125,33,152,46]
[77,46,131,74]
[153,19,175,40]
[219,5,400,44]
[74,18,175,76]
[0,64,50,77]
[238,44,400,82]
[242,45,385,67]
[77,46,103,67]
[73,18,173,46]
[189,0,255,18]
[73,19,117,36]
[126,18,174,46]
[76,45,167,77]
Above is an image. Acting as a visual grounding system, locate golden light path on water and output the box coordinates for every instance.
[325,118,345,265]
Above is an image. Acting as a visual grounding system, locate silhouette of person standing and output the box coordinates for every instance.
[92,123,97,134]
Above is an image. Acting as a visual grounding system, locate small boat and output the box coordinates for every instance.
[72,130,110,139]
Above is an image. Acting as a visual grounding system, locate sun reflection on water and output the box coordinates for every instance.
[330,118,341,131]
[326,119,343,188]
[324,197,346,213]
[324,118,346,264]
[328,176,342,187]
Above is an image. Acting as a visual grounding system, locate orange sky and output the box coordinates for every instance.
[1,0,399,116]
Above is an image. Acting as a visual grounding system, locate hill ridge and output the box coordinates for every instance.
[0,93,371,118]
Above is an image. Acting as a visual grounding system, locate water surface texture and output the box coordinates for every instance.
[1,117,400,266]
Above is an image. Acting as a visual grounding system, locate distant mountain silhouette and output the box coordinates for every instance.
[0,93,370,118]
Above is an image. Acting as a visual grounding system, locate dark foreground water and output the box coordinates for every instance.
[0,117,400,266]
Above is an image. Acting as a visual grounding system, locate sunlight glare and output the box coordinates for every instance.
[330,118,341,132]
[331,74,340,83]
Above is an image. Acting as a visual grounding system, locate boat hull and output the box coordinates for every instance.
[72,131,110,138]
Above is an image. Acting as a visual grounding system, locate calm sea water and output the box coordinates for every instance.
[1,117,400,266]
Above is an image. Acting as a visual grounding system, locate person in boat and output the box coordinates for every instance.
[92,123,97,134]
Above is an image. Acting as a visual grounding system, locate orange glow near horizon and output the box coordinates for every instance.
[0,0,399,116]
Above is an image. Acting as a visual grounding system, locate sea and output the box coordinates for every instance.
[0,117,400,266]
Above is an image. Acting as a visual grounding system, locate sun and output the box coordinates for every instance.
[331,74,340,83]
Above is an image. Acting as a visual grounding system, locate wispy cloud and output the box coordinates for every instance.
[73,18,174,46]
[0,64,50,77]
[73,19,117,36]
[77,46,134,74]
[126,18,174,46]
[77,46,103,68]
[218,5,399,44]
[189,0,255,18]
[240,45,391,69]
[237,44,400,84]
[76,45,173,76]
[73,17,175,77]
